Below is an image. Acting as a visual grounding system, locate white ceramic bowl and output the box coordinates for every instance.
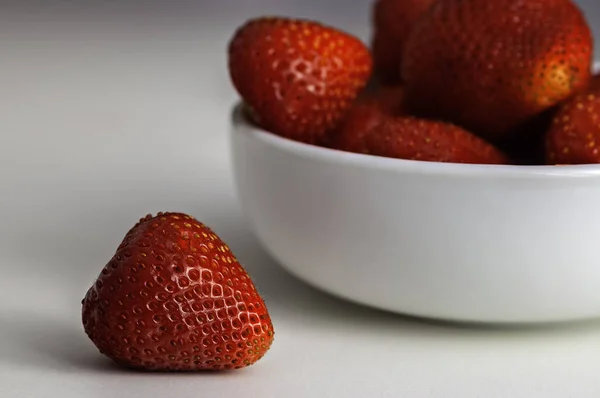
[230,103,600,324]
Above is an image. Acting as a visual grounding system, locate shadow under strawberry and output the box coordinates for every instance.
[0,310,246,375]
[0,311,119,373]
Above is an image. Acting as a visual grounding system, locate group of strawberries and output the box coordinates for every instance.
[228,0,600,165]
[79,0,600,375]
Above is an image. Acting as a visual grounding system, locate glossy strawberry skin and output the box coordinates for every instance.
[546,80,600,164]
[401,0,593,141]
[366,117,509,164]
[81,212,274,371]
[331,86,404,153]
[228,17,373,145]
[371,0,434,86]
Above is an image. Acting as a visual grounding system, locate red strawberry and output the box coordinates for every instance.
[401,0,593,141]
[331,86,404,153]
[366,117,509,164]
[375,85,406,114]
[371,0,434,86]
[228,17,373,145]
[545,81,600,164]
[81,212,274,371]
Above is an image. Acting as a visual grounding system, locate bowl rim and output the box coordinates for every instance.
[231,102,600,179]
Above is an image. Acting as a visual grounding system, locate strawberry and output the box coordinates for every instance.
[401,0,593,141]
[366,117,509,164]
[371,0,434,86]
[81,212,274,371]
[331,86,404,153]
[545,81,600,164]
[374,85,406,114]
[228,17,373,145]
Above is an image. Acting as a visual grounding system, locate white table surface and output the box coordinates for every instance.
[2,1,600,397]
